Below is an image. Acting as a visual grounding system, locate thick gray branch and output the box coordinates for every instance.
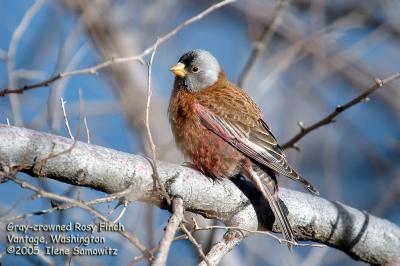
[0,125,399,265]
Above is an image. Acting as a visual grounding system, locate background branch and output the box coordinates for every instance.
[6,0,45,126]
[0,0,235,98]
[238,0,291,87]
[282,72,400,150]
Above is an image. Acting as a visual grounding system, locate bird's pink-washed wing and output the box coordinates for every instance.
[194,102,319,195]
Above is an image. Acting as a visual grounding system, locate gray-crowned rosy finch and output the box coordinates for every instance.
[168,49,319,247]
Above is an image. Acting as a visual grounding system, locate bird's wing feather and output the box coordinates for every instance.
[194,85,319,195]
[194,102,297,177]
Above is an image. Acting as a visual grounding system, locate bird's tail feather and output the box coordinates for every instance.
[247,168,297,249]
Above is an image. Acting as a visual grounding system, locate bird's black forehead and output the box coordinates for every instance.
[178,51,197,66]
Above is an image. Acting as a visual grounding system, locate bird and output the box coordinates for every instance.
[168,49,319,248]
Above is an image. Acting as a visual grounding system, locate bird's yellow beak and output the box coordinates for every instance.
[170,62,186,78]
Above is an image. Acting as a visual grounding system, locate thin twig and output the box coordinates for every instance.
[0,0,235,97]
[5,186,135,222]
[60,98,74,140]
[113,202,127,223]
[180,223,212,266]
[34,142,76,177]
[193,224,324,248]
[282,73,400,150]
[78,88,91,144]
[153,198,184,266]
[238,0,291,87]
[0,73,65,96]
[145,39,171,206]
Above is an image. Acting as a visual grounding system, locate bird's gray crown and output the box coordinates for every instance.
[178,49,221,91]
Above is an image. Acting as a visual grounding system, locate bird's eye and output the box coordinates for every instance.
[192,66,199,73]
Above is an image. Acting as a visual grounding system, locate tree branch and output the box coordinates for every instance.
[145,39,171,206]
[198,230,243,266]
[0,0,235,97]
[282,72,400,150]
[0,125,399,265]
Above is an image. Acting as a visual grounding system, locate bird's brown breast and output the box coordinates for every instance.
[168,77,245,178]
